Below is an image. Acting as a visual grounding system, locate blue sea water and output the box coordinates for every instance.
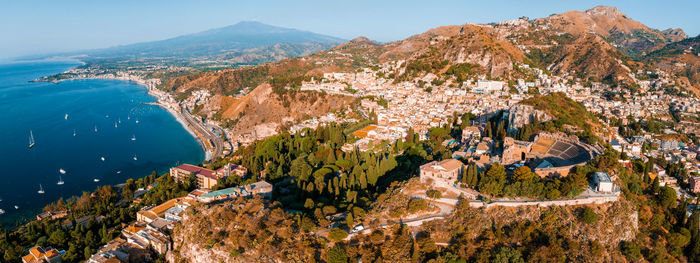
[0,60,204,226]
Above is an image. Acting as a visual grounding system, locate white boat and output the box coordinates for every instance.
[127,116,131,120]
[114,122,118,128]
[64,114,69,120]
[118,118,121,124]
[37,184,45,194]
[100,157,105,161]
[135,119,139,124]
[14,205,19,210]
[133,155,138,161]
[73,129,77,137]
[0,209,4,215]
[59,168,66,174]
[57,175,64,185]
[93,178,100,182]
[94,126,98,133]
[116,170,122,174]
[131,135,136,141]
[28,130,35,148]
[105,114,109,118]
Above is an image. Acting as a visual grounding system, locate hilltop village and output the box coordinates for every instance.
[7,5,700,263]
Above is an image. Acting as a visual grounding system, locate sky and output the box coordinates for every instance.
[1,0,699,59]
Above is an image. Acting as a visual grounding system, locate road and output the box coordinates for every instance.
[179,106,225,160]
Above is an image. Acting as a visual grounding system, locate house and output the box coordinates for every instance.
[592,172,614,193]
[461,126,481,144]
[22,246,63,263]
[419,159,465,188]
[690,176,700,193]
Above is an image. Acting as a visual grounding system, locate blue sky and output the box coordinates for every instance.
[1,0,698,59]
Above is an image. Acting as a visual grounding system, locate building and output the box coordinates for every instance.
[461,126,481,144]
[22,246,63,263]
[170,164,248,189]
[593,172,614,193]
[196,181,273,203]
[419,159,465,188]
[690,176,700,193]
[127,227,171,255]
[170,164,220,189]
[501,137,532,164]
[136,198,192,223]
[473,80,505,94]
[87,238,130,263]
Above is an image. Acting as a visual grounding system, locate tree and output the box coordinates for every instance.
[327,245,349,263]
[620,241,642,260]
[328,228,348,242]
[579,207,598,224]
[658,186,677,208]
[513,166,536,181]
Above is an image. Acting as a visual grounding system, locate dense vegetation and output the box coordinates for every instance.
[0,172,197,262]
[519,92,600,144]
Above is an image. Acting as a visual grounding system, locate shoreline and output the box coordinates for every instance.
[38,72,212,160]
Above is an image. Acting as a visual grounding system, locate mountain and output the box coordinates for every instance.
[81,21,345,60]
[540,6,686,58]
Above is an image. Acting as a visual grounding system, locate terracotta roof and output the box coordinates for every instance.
[176,164,216,179]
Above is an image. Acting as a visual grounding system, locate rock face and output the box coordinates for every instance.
[216,84,355,144]
[505,104,552,133]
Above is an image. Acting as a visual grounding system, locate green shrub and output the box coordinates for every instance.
[427,190,442,199]
[579,207,598,224]
[328,228,348,242]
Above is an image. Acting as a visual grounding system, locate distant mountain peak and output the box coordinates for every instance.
[349,36,374,44]
[585,5,624,18]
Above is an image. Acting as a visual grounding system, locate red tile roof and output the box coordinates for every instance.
[176,164,216,179]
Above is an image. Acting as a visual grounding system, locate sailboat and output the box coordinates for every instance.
[37,184,45,194]
[59,168,66,174]
[57,175,64,185]
[114,122,118,128]
[28,130,35,148]
[131,135,136,141]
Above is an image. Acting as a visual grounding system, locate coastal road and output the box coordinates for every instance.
[178,106,225,160]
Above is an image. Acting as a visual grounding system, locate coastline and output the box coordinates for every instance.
[38,72,212,160]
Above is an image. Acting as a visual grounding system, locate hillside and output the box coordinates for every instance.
[519,92,601,142]
[644,35,700,96]
[212,84,356,143]
[541,6,686,57]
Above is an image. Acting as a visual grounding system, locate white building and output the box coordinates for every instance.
[592,172,614,193]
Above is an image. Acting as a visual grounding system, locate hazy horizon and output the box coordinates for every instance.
[2,0,699,59]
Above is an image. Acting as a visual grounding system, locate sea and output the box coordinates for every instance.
[0,60,204,227]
